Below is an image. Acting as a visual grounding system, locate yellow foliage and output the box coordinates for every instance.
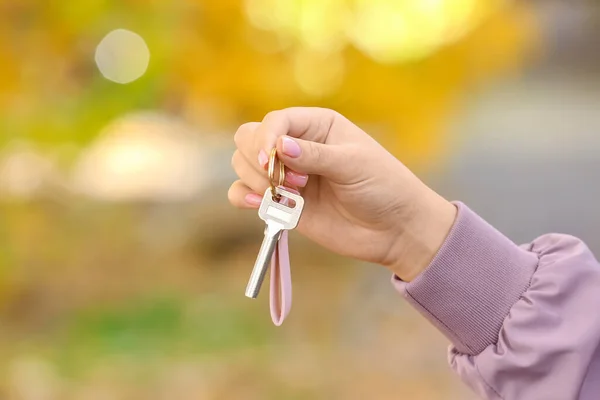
[0,0,541,170]
[172,0,540,168]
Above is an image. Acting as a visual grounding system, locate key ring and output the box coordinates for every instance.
[268,148,285,200]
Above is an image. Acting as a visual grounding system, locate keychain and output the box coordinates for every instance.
[245,148,304,326]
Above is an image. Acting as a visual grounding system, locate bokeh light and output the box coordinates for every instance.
[245,0,502,64]
[71,112,207,202]
[95,29,150,84]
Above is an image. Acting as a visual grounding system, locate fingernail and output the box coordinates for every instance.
[245,193,262,206]
[282,137,301,158]
[286,171,308,187]
[258,150,269,167]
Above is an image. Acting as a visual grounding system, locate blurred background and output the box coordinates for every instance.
[0,0,599,399]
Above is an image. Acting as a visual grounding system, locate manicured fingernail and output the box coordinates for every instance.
[282,137,301,158]
[286,171,308,187]
[258,150,268,167]
[245,193,262,206]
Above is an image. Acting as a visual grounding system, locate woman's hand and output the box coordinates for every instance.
[228,107,456,281]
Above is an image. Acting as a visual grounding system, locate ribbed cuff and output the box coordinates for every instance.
[392,202,539,355]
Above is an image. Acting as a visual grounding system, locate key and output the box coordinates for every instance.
[245,186,304,299]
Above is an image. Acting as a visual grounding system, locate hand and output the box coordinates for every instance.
[228,107,456,281]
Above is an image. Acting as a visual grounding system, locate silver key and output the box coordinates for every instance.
[245,186,304,299]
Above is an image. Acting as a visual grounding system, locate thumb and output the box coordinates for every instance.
[276,136,352,181]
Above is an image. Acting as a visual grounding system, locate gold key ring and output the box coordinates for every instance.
[268,148,285,200]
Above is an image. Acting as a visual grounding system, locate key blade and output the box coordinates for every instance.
[245,224,282,298]
[245,187,304,299]
[258,187,304,230]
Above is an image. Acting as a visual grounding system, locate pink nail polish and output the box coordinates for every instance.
[258,150,269,167]
[286,171,308,187]
[245,193,262,206]
[282,137,301,158]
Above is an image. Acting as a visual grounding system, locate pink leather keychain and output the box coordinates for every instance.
[245,187,303,325]
[269,229,292,326]
[245,149,302,326]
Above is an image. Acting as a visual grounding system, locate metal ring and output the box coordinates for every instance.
[268,148,285,199]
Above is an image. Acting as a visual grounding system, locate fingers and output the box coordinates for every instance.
[275,136,355,181]
[228,180,262,209]
[234,108,341,183]
[232,149,309,189]
[231,150,270,195]
[234,122,263,171]
[254,107,339,168]
[285,169,309,188]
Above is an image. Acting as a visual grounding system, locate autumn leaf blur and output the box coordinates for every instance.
[0,0,539,164]
[0,0,558,398]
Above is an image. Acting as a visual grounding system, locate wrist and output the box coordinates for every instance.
[384,188,457,282]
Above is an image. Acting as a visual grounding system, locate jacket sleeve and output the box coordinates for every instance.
[392,202,600,400]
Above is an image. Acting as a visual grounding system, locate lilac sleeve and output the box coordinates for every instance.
[392,202,600,399]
